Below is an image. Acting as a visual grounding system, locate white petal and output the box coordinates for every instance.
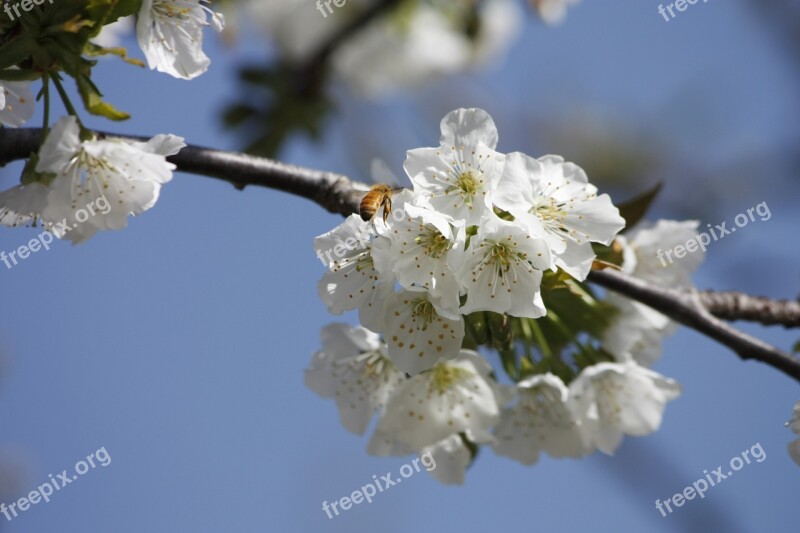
[0,79,34,127]
[421,435,470,485]
[374,351,501,449]
[439,108,499,151]
[382,290,464,375]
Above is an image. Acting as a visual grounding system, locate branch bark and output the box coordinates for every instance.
[2,127,799,381]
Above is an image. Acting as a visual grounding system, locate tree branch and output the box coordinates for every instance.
[2,127,799,381]
[695,290,800,328]
[588,269,800,382]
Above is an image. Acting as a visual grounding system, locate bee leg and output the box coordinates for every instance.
[382,196,392,224]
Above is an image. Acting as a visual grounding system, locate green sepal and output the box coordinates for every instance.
[76,72,129,120]
[617,182,663,233]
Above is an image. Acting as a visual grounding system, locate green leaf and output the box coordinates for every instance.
[617,182,663,232]
[792,340,800,354]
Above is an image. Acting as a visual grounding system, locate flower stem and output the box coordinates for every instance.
[51,74,83,128]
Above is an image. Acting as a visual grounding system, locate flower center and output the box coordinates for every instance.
[411,298,436,328]
[429,364,471,395]
[487,240,527,269]
[415,228,451,259]
[447,171,479,207]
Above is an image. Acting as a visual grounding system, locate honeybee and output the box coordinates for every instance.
[360,184,400,224]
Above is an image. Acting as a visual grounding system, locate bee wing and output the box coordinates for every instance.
[369,158,401,189]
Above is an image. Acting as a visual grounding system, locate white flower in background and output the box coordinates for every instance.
[0,79,34,127]
[494,153,625,280]
[469,0,524,66]
[246,0,370,61]
[569,360,681,455]
[405,108,504,225]
[315,215,394,332]
[374,350,505,449]
[305,323,405,435]
[602,220,704,365]
[457,216,551,318]
[136,0,224,80]
[493,373,590,464]
[253,0,520,96]
[334,4,470,98]
[334,0,522,97]
[0,116,184,244]
[787,402,800,467]
[93,16,135,48]
[530,0,581,25]
[376,199,463,313]
[381,289,464,375]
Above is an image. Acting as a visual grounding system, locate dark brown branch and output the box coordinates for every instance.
[0,128,364,217]
[588,269,800,382]
[2,127,799,382]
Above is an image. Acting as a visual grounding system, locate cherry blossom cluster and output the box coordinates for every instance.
[315,108,627,373]
[0,1,223,242]
[309,108,693,483]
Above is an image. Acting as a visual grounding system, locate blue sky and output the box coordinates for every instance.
[0,1,797,532]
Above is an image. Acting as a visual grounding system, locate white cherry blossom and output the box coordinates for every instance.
[376,200,463,313]
[305,323,405,435]
[136,0,224,80]
[315,215,394,332]
[381,288,464,375]
[456,216,551,318]
[404,108,505,225]
[374,350,505,450]
[1,116,184,244]
[568,360,681,455]
[493,373,590,464]
[494,152,625,280]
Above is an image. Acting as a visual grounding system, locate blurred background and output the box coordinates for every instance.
[0,0,798,531]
